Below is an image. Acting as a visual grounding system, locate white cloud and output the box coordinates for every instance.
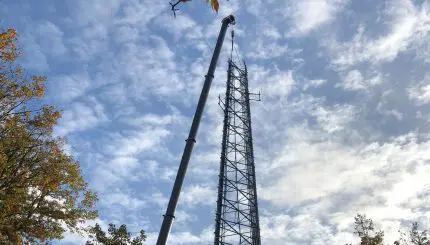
[174,210,195,225]
[108,159,177,182]
[409,80,430,105]
[113,0,164,27]
[141,114,173,125]
[125,113,182,127]
[247,40,289,60]
[70,0,122,27]
[22,42,49,72]
[310,104,357,133]
[181,185,216,207]
[65,0,165,62]
[108,157,140,178]
[258,126,430,243]
[336,70,383,91]
[261,21,282,40]
[103,191,147,210]
[246,65,297,100]
[365,0,419,62]
[190,151,220,179]
[51,72,90,102]
[382,109,404,121]
[20,20,66,72]
[327,0,430,69]
[146,227,213,245]
[106,128,170,156]
[148,191,169,209]
[244,0,263,16]
[9,0,430,244]
[62,0,120,61]
[303,79,326,90]
[261,130,429,205]
[115,35,186,100]
[340,70,365,90]
[35,21,67,57]
[59,232,88,245]
[289,0,347,35]
[160,167,177,182]
[260,213,347,245]
[145,160,159,178]
[153,13,197,39]
[265,70,295,98]
[55,98,108,136]
[113,24,140,44]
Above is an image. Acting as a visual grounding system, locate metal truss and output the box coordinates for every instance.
[214,59,261,245]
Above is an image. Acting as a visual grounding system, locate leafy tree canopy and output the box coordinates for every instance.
[348,214,430,245]
[86,223,146,245]
[0,28,98,244]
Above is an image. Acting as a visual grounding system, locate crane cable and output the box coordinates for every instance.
[230,28,243,66]
[230,29,234,60]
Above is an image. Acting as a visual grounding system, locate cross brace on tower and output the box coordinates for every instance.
[214,59,261,245]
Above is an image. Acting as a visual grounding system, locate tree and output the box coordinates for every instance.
[0,28,98,243]
[409,222,430,245]
[86,223,146,245]
[348,214,430,245]
[347,214,385,245]
[396,222,430,245]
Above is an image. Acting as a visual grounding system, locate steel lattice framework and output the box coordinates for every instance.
[214,59,261,245]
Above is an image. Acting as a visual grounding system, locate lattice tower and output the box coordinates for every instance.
[214,59,261,245]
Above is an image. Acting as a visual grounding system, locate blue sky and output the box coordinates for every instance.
[2,0,430,244]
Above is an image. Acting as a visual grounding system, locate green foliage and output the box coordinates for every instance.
[86,223,146,245]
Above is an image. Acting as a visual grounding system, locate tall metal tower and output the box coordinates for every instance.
[214,58,261,245]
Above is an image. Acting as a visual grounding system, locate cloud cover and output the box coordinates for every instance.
[2,0,430,244]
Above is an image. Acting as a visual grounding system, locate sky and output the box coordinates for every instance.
[1,0,430,244]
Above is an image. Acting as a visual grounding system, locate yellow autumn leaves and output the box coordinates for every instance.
[209,0,220,12]
[181,0,220,12]
[0,29,19,62]
[0,28,98,243]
